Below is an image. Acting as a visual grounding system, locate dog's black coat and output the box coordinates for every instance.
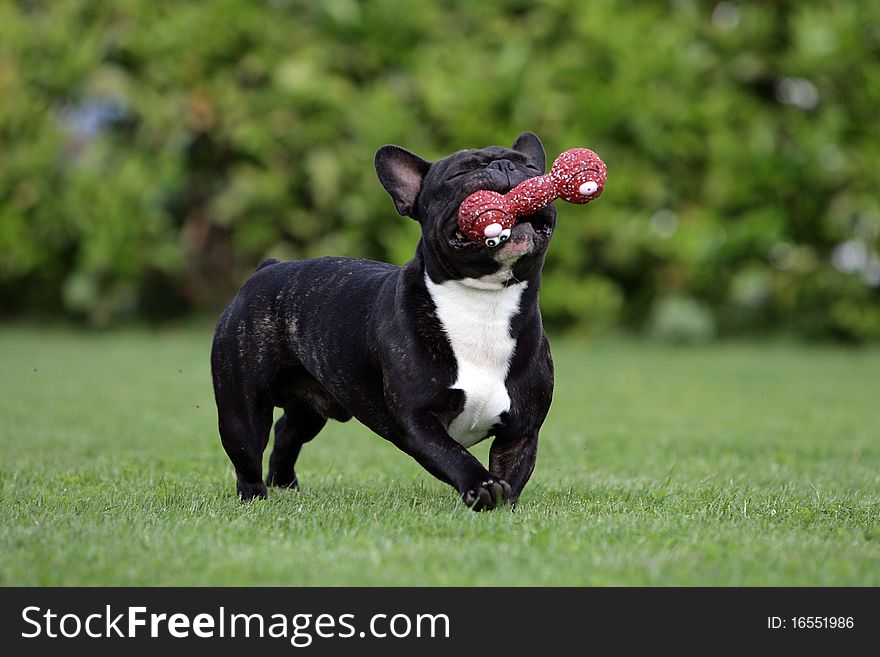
[211,132,555,510]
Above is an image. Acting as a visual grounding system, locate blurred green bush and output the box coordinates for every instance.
[0,0,878,339]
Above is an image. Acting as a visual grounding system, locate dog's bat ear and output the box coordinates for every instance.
[374,145,431,219]
[512,131,546,173]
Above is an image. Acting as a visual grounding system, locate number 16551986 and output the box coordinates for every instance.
[768,616,854,629]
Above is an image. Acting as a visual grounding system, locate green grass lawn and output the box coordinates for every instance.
[1,325,878,586]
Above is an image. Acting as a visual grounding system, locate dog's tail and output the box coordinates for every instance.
[255,258,281,272]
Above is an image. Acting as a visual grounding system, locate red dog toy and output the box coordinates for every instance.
[458,148,607,247]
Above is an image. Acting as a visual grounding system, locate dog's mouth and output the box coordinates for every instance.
[448,210,554,249]
[515,211,554,237]
[449,230,471,248]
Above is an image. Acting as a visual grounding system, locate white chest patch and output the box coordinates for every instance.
[424,270,526,447]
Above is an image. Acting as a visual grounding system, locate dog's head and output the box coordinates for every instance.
[375,132,555,283]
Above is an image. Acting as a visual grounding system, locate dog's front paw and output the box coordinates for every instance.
[462,478,512,511]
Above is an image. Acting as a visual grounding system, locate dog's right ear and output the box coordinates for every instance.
[375,145,431,219]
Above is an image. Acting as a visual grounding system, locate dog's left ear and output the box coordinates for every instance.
[512,131,546,173]
[375,145,432,219]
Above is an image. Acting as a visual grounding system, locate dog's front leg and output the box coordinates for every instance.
[395,414,511,511]
[489,433,538,506]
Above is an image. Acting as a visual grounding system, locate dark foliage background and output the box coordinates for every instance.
[1,0,878,340]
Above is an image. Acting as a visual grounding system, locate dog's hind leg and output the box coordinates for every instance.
[212,346,275,501]
[215,393,274,501]
[267,402,327,489]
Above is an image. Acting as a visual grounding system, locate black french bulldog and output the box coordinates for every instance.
[211,132,555,510]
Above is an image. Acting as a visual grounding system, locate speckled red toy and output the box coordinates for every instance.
[458,148,607,247]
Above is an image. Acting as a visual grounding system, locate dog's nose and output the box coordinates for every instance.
[487,159,517,172]
[487,158,527,189]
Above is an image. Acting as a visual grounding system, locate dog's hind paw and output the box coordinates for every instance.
[237,480,268,501]
[462,479,512,511]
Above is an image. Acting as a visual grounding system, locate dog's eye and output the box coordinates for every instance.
[485,237,499,247]
[499,229,511,242]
